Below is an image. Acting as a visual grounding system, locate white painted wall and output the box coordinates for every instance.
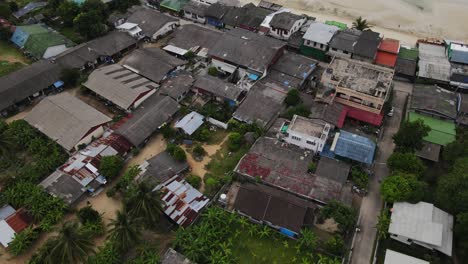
[183,12,206,24]
[212,58,237,74]
[282,123,330,153]
[152,21,179,40]
[133,89,157,109]
[43,44,69,59]
[74,126,105,151]
[269,17,306,40]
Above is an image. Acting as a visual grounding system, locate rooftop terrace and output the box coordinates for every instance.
[288,115,329,138]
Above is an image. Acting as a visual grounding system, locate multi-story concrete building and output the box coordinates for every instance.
[278,115,331,153]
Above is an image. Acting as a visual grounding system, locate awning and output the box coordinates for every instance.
[54,80,64,88]
[163,45,188,56]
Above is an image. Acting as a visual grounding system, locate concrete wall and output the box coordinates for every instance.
[152,21,179,40]
[74,126,105,151]
[328,48,352,59]
[283,128,328,153]
[304,40,328,51]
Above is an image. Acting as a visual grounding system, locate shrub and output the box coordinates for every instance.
[208,67,219,76]
[166,144,187,161]
[308,162,317,173]
[193,128,211,142]
[99,155,124,180]
[351,167,369,190]
[77,205,101,225]
[9,226,40,256]
[283,104,310,119]
[186,175,202,189]
[192,144,206,157]
[325,235,345,256]
[204,174,221,196]
[228,132,243,151]
[285,89,301,106]
[320,200,357,233]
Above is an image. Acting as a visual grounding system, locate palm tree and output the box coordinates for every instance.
[0,130,14,159]
[107,208,142,252]
[352,16,370,31]
[126,182,162,225]
[46,221,94,264]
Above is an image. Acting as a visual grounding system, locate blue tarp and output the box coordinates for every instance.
[279,227,296,238]
[248,73,259,81]
[11,28,29,48]
[54,80,64,88]
[333,130,376,164]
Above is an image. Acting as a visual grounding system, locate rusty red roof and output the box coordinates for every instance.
[376,51,398,68]
[6,209,32,233]
[378,38,400,54]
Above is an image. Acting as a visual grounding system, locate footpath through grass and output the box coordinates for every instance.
[0,41,30,77]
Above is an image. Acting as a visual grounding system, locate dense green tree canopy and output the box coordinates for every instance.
[380,173,427,203]
[99,155,124,180]
[392,119,430,152]
[387,152,426,177]
[285,89,301,106]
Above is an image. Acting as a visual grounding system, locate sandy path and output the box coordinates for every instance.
[240,0,468,45]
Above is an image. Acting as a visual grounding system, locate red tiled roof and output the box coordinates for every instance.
[6,209,32,233]
[378,38,400,54]
[376,51,398,68]
[337,105,384,127]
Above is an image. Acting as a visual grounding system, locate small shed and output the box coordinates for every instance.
[175,111,204,135]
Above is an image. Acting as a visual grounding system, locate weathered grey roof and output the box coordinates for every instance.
[459,93,468,113]
[24,93,111,151]
[193,75,242,101]
[384,250,429,264]
[315,157,350,184]
[84,64,158,110]
[55,31,137,69]
[270,12,304,31]
[0,206,15,221]
[161,248,193,264]
[353,30,381,59]
[126,7,178,37]
[40,171,86,205]
[116,94,179,146]
[122,48,186,83]
[268,52,317,89]
[0,60,62,111]
[182,0,209,15]
[303,22,339,45]
[309,102,344,127]
[209,28,285,73]
[168,24,222,51]
[233,81,287,128]
[175,111,204,135]
[138,151,189,188]
[222,3,272,29]
[415,141,441,162]
[204,3,233,19]
[417,43,451,82]
[328,29,361,53]
[411,84,457,120]
[395,57,417,77]
[159,71,194,100]
[389,202,453,256]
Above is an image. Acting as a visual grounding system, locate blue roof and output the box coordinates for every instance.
[333,130,376,164]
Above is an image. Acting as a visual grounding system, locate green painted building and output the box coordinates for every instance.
[408,112,456,146]
[160,0,190,13]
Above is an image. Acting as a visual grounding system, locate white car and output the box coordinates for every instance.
[387,107,394,117]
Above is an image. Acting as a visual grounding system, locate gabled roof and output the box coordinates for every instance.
[122,48,186,83]
[384,250,429,264]
[159,71,194,100]
[303,22,339,45]
[138,151,189,188]
[84,64,158,110]
[24,93,111,151]
[193,75,242,101]
[328,29,361,53]
[175,111,204,135]
[411,84,457,120]
[0,60,62,112]
[395,57,417,77]
[417,43,451,82]
[270,12,304,31]
[115,94,179,146]
[389,202,453,256]
[182,0,209,15]
[167,24,222,51]
[222,3,272,29]
[209,28,285,73]
[126,7,178,36]
[204,3,233,19]
[331,130,376,164]
[353,30,381,59]
[40,171,86,205]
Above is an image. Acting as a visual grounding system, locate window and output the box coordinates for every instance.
[291,136,301,141]
[306,140,316,145]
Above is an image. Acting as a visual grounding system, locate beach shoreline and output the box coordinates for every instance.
[239,0,468,46]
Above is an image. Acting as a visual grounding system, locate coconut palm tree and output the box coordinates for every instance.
[107,208,142,252]
[352,16,370,31]
[126,182,162,225]
[46,221,94,264]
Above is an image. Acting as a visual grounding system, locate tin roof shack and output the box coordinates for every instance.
[0,208,33,248]
[40,133,132,204]
[235,137,352,204]
[389,202,453,256]
[353,30,382,63]
[301,22,339,61]
[137,151,189,188]
[268,52,317,90]
[193,75,243,105]
[182,0,209,24]
[124,7,179,40]
[395,47,419,81]
[164,24,222,57]
[417,42,451,83]
[115,94,179,147]
[233,182,317,237]
[121,48,187,84]
[328,29,361,59]
[233,80,288,129]
[409,84,457,146]
[161,248,194,264]
[209,28,286,78]
[447,42,468,65]
[327,130,376,164]
[268,12,307,41]
[278,115,331,153]
[222,3,272,32]
[156,176,209,227]
[159,71,194,102]
[84,64,158,111]
[318,57,393,125]
[384,250,429,264]
[375,38,400,68]
[24,93,111,152]
[175,111,204,135]
[0,60,62,116]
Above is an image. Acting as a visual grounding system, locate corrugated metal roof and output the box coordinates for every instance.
[0,206,15,221]
[0,220,16,247]
[408,112,456,146]
[303,22,339,45]
[175,111,204,135]
[384,250,429,264]
[332,130,376,164]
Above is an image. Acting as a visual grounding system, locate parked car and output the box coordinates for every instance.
[387,107,394,117]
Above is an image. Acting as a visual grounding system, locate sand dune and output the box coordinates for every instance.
[240,0,468,45]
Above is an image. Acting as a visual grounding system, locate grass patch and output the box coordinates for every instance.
[206,140,250,177]
[206,129,228,145]
[0,61,24,77]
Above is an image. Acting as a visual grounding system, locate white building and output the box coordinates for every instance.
[116,22,143,39]
[268,12,307,40]
[278,115,331,153]
[389,202,454,256]
[384,250,429,264]
[302,22,339,51]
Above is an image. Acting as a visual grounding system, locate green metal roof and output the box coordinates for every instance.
[24,31,73,59]
[325,21,347,30]
[160,0,189,12]
[17,24,49,35]
[398,47,419,60]
[408,112,456,146]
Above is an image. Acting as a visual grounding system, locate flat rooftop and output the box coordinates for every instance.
[289,115,328,137]
[323,57,394,98]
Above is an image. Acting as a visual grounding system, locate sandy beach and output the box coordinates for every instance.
[240,0,468,46]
